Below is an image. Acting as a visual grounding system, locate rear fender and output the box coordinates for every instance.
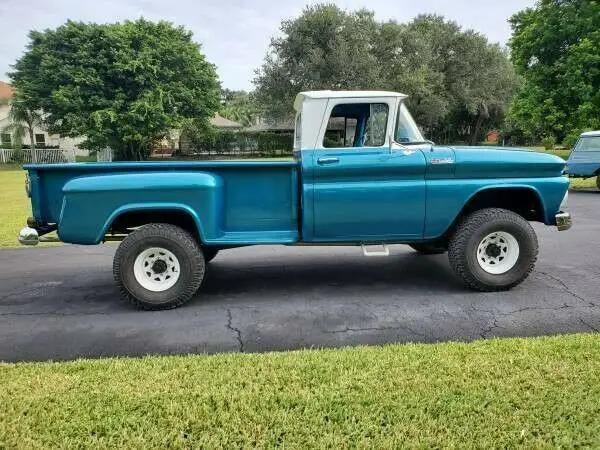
[58,172,223,244]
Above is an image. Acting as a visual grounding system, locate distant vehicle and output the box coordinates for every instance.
[19,90,571,310]
[566,131,600,189]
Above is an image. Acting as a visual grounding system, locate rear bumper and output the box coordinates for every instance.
[18,218,59,246]
[555,212,572,231]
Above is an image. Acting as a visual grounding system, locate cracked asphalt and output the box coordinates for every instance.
[0,191,598,362]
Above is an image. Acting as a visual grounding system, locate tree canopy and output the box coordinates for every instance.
[10,19,220,160]
[254,5,518,144]
[507,0,600,145]
[219,89,261,127]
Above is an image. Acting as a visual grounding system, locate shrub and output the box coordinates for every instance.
[541,134,556,150]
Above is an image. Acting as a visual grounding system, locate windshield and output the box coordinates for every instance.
[395,103,425,144]
[573,136,600,152]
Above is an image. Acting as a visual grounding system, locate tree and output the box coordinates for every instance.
[254,6,518,144]
[10,19,220,160]
[1,97,42,162]
[380,15,519,144]
[508,0,600,144]
[254,4,383,121]
[220,89,261,127]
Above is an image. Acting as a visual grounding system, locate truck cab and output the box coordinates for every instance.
[19,90,571,310]
[294,91,431,241]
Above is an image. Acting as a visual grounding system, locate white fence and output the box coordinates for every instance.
[0,148,76,164]
[96,148,113,162]
[0,148,113,163]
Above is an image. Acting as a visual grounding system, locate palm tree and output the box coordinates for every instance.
[1,100,42,163]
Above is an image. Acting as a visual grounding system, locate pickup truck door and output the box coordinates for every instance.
[308,145,427,241]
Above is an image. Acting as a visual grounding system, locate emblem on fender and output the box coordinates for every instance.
[430,158,454,165]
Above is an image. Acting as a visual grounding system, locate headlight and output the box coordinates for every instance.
[560,190,568,210]
[25,173,31,198]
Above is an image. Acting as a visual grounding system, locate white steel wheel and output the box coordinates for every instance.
[133,247,181,292]
[476,231,520,275]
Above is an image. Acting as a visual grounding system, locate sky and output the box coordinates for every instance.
[0,0,536,91]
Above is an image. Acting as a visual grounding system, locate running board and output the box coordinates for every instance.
[361,243,390,257]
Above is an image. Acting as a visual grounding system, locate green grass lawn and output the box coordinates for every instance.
[0,166,33,248]
[1,334,599,448]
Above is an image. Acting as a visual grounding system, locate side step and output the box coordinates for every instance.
[361,243,390,257]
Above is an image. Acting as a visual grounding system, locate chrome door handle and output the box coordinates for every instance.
[317,157,339,165]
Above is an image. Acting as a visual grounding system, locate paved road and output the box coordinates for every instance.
[1,192,598,362]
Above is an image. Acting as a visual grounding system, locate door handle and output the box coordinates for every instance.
[317,157,339,165]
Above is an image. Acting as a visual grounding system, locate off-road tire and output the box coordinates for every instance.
[203,247,219,262]
[409,243,446,255]
[448,208,538,291]
[113,223,205,310]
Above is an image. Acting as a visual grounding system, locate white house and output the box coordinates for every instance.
[0,81,87,156]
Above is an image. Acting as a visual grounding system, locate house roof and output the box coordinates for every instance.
[246,118,294,132]
[210,113,243,129]
[0,81,15,99]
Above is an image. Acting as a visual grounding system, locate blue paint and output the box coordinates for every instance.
[566,134,600,177]
[23,144,568,246]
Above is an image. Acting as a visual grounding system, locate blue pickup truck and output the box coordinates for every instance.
[567,130,600,189]
[19,90,571,310]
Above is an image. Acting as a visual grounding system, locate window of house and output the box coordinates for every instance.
[1,133,11,146]
[323,103,388,148]
[35,134,46,146]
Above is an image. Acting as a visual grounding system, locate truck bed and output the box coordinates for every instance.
[25,161,300,245]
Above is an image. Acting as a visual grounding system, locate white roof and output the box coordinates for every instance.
[298,90,406,99]
[294,90,407,112]
[581,130,600,137]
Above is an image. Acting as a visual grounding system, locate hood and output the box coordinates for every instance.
[445,146,566,179]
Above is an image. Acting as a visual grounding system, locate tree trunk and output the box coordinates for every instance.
[470,112,484,146]
[28,126,37,163]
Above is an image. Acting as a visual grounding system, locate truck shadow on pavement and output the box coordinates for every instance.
[196,252,465,307]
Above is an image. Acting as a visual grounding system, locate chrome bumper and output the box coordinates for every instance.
[555,212,572,231]
[19,226,40,246]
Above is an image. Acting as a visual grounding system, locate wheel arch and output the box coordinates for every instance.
[99,203,207,244]
[442,185,546,239]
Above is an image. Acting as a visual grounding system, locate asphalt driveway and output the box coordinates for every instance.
[1,191,598,362]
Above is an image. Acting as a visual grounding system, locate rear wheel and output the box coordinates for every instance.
[448,208,538,291]
[113,223,205,310]
[409,243,446,255]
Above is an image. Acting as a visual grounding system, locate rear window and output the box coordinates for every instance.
[574,136,600,152]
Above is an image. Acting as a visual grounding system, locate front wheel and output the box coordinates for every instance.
[448,208,538,291]
[113,223,205,310]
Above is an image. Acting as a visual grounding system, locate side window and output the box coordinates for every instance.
[1,133,11,146]
[323,117,357,148]
[294,113,302,149]
[574,137,600,152]
[364,103,389,146]
[322,103,388,148]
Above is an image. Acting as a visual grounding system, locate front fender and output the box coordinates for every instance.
[424,177,569,238]
[58,172,223,244]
